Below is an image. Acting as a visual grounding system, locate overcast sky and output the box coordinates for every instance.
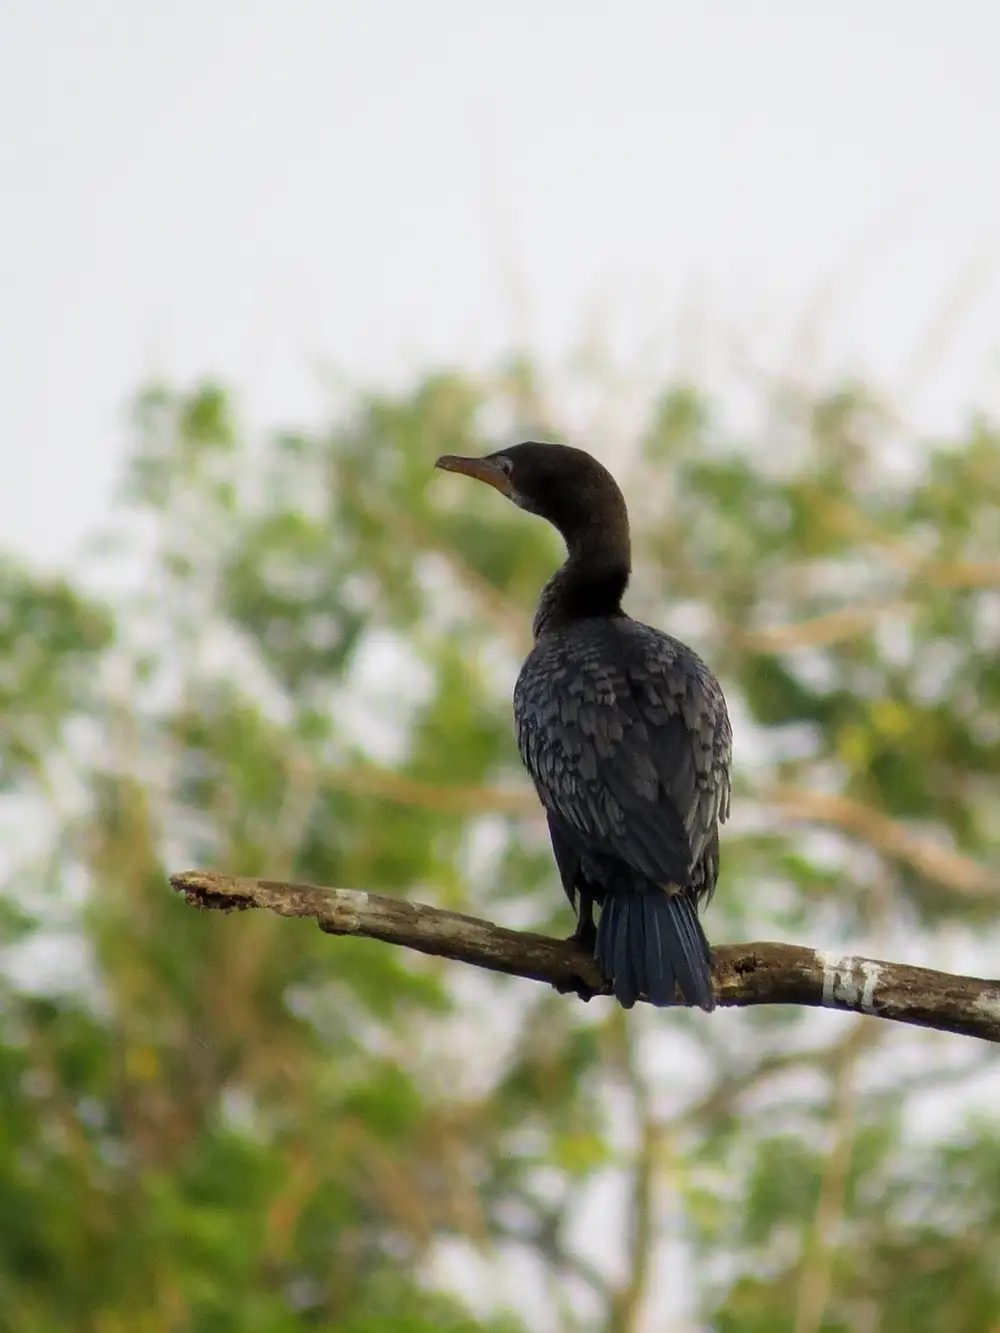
[2,0,999,566]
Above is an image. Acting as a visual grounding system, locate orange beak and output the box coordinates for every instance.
[434,454,514,498]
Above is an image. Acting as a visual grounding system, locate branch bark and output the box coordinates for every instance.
[170,870,1000,1044]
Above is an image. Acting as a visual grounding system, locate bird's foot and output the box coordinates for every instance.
[552,972,602,1002]
[551,919,602,1001]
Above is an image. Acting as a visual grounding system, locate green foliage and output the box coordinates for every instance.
[1,364,999,1330]
[0,556,111,789]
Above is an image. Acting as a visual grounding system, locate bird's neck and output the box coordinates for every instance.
[532,532,631,639]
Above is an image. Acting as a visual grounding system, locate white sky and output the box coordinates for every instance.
[1,0,999,566]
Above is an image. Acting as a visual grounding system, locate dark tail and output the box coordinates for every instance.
[595,888,715,1012]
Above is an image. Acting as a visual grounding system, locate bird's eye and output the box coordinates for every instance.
[495,455,514,475]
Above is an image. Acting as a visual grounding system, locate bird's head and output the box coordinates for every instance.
[434,441,629,551]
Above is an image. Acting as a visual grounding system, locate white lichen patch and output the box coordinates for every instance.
[972,989,1000,1026]
[816,951,884,1014]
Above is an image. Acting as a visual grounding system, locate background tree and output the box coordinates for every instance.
[1,363,999,1332]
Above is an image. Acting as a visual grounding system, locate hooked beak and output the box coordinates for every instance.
[434,454,514,498]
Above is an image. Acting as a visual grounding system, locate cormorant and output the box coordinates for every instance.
[435,442,732,1011]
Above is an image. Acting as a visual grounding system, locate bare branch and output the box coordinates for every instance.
[731,601,910,652]
[316,767,997,901]
[927,558,1000,590]
[326,766,532,816]
[170,870,1000,1044]
[604,1016,657,1333]
[766,785,997,898]
[792,1020,874,1333]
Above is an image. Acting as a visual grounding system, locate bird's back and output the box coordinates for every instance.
[514,615,732,896]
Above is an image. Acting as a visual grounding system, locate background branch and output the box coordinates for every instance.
[170,871,1000,1044]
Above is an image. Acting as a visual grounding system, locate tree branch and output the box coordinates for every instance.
[170,870,1000,1044]
[766,785,997,897]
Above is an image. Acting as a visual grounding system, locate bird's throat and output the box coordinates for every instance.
[532,552,630,638]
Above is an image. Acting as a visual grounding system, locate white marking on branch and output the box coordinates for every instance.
[817,952,883,1014]
[330,887,369,931]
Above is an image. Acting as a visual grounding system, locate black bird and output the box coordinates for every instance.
[435,442,732,1012]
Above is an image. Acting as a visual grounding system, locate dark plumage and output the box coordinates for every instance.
[435,441,732,1011]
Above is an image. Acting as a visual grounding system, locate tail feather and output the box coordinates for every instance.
[595,887,715,1012]
[617,894,639,1008]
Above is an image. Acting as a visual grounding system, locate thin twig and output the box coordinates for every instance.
[792,1021,875,1333]
[732,601,909,652]
[339,460,531,652]
[733,560,1000,653]
[897,246,999,401]
[765,786,997,898]
[321,766,997,900]
[604,1017,657,1333]
[326,765,532,815]
[925,559,1000,590]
